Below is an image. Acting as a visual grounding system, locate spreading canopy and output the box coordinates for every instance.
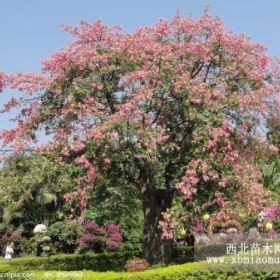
[0,13,280,261]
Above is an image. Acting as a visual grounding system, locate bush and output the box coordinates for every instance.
[0,260,277,280]
[17,237,37,256]
[0,246,219,273]
[173,246,194,264]
[0,248,279,280]
[79,221,122,253]
[47,221,81,254]
[0,250,143,273]
[0,247,194,273]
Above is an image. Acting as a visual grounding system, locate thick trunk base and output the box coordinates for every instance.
[142,195,174,264]
[140,166,174,264]
[143,228,174,264]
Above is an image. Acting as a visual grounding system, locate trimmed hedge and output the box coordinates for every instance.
[0,249,279,280]
[0,245,231,273]
[0,247,195,273]
[173,246,194,264]
[1,262,277,280]
[0,250,143,272]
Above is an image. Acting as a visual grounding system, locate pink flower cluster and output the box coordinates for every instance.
[159,212,177,240]
[70,141,86,153]
[79,221,122,251]
[177,169,199,200]
[263,205,280,220]
[75,156,91,168]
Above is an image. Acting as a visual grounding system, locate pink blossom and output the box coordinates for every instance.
[79,200,87,209]
[60,147,70,157]
[193,223,205,234]
[108,132,119,142]
[263,205,280,220]
[274,99,280,107]
[103,157,112,164]
[0,71,4,92]
[75,156,91,168]
[190,98,202,105]
[268,144,279,154]
[70,141,86,153]
[86,167,97,182]
[202,175,210,182]
[1,97,18,113]
[155,20,169,36]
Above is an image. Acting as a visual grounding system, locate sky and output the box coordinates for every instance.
[0,0,279,134]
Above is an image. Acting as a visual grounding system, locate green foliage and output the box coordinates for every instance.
[172,246,194,264]
[0,251,143,272]
[0,247,194,273]
[47,221,82,254]
[20,270,279,280]
[84,182,144,251]
[0,247,195,272]
[0,152,144,256]
[262,157,280,197]
[0,154,75,225]
[17,237,37,256]
[0,254,277,280]
[118,213,143,251]
[263,116,280,202]
[0,154,84,256]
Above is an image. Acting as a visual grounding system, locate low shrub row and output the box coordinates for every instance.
[2,245,276,280]
[0,245,232,274]
[2,262,278,280]
[0,250,143,273]
[0,247,195,273]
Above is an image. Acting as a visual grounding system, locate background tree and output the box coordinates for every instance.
[262,116,280,199]
[0,154,72,226]
[1,13,279,263]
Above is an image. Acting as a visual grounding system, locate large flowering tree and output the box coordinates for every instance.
[0,13,279,263]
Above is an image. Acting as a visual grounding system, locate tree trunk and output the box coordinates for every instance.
[140,166,174,264]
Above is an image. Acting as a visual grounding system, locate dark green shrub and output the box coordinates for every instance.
[47,221,82,254]
[4,250,143,272]
[0,246,209,273]
[173,246,194,263]
[17,237,37,256]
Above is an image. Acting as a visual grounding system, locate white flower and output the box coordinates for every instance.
[258,211,266,222]
[34,224,47,233]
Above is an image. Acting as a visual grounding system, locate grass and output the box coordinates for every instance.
[0,249,279,279]
[0,259,203,280]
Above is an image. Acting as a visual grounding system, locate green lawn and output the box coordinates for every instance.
[0,257,197,279]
